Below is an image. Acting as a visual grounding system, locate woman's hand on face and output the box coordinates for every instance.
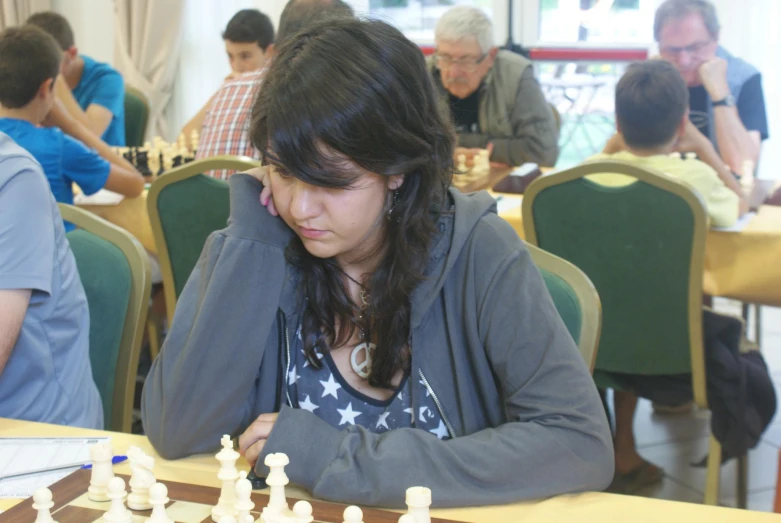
[245,167,278,216]
[238,412,279,467]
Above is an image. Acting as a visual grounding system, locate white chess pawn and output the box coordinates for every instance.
[405,487,431,523]
[88,441,114,502]
[32,487,57,523]
[397,516,416,523]
[261,452,290,520]
[234,471,255,523]
[211,435,240,522]
[342,505,364,523]
[292,500,314,523]
[219,517,237,523]
[457,154,467,173]
[103,477,132,523]
[128,446,156,510]
[148,483,174,523]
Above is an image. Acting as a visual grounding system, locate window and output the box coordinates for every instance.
[350,0,494,44]
[538,0,660,45]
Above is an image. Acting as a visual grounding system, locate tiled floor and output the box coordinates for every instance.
[628,299,780,512]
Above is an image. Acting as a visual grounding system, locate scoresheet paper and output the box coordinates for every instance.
[0,437,110,498]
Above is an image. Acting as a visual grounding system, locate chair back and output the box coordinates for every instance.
[522,160,709,407]
[124,85,149,147]
[527,243,601,372]
[148,156,261,315]
[59,204,150,432]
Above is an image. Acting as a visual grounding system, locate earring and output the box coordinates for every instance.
[388,189,400,218]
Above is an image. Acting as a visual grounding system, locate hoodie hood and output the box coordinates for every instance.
[410,187,499,328]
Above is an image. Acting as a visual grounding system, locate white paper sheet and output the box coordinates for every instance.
[73,189,125,206]
[495,195,522,215]
[712,212,756,232]
[0,437,109,498]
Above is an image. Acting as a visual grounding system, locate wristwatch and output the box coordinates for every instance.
[712,94,735,107]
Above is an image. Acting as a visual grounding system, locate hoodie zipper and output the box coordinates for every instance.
[418,369,455,439]
[284,319,293,408]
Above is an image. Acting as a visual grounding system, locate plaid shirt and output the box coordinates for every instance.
[196,70,263,180]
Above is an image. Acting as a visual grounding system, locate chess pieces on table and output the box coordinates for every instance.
[292,500,314,522]
[127,445,156,510]
[88,441,114,502]
[397,515,416,523]
[260,452,290,522]
[472,150,490,175]
[32,487,57,523]
[104,477,133,523]
[190,129,200,154]
[219,517,238,523]
[148,483,174,523]
[405,487,432,523]
[342,505,364,523]
[234,471,255,523]
[212,434,241,522]
[457,154,467,173]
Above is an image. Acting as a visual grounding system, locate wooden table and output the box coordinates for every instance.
[496,194,781,308]
[1,419,777,522]
[77,190,156,254]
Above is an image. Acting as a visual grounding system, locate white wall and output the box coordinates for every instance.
[52,0,115,66]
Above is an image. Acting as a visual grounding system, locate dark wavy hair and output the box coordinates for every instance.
[249,18,455,388]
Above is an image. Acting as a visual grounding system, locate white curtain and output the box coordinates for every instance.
[0,0,52,29]
[114,0,185,140]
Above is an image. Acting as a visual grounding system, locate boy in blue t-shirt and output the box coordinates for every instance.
[0,26,143,230]
[27,11,126,146]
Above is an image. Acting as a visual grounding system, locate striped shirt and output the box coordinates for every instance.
[196,70,263,180]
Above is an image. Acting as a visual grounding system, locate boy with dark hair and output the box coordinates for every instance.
[27,11,127,146]
[0,26,143,230]
[180,9,275,146]
[0,129,102,429]
[192,0,353,179]
[586,59,746,492]
[591,59,747,227]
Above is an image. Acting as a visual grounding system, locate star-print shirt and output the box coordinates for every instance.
[286,325,451,440]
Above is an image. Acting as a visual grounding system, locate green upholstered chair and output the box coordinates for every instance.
[527,243,601,372]
[59,204,151,433]
[124,85,149,147]
[147,156,261,317]
[522,159,744,507]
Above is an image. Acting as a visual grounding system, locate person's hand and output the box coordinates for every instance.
[674,119,708,154]
[245,166,278,216]
[698,58,729,100]
[238,412,278,467]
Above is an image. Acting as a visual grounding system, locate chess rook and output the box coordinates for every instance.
[405,487,432,523]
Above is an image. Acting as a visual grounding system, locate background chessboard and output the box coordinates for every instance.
[1,469,461,523]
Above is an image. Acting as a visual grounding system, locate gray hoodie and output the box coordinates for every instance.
[142,174,613,508]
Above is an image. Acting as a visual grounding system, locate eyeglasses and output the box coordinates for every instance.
[434,52,488,73]
[659,39,713,57]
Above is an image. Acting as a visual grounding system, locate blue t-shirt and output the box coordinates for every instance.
[0,132,103,429]
[72,55,126,146]
[0,118,110,230]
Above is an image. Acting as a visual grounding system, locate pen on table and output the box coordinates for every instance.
[0,455,127,481]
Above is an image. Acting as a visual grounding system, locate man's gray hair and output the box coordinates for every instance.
[435,6,494,54]
[654,0,720,41]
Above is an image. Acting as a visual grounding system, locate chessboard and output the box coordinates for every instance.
[114,131,200,178]
[1,469,462,523]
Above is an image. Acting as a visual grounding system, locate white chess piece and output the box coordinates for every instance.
[148,483,174,523]
[127,446,156,510]
[219,517,238,523]
[342,505,364,523]
[474,150,490,174]
[88,441,114,502]
[292,500,314,522]
[32,487,57,523]
[261,452,290,521]
[405,487,431,523]
[212,435,241,522]
[234,471,255,523]
[457,154,467,173]
[103,477,132,523]
[397,515,416,523]
[191,129,200,152]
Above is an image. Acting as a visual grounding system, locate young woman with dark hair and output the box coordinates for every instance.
[142,18,613,508]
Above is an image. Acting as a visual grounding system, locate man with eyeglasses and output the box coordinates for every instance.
[430,6,559,168]
[655,0,767,174]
